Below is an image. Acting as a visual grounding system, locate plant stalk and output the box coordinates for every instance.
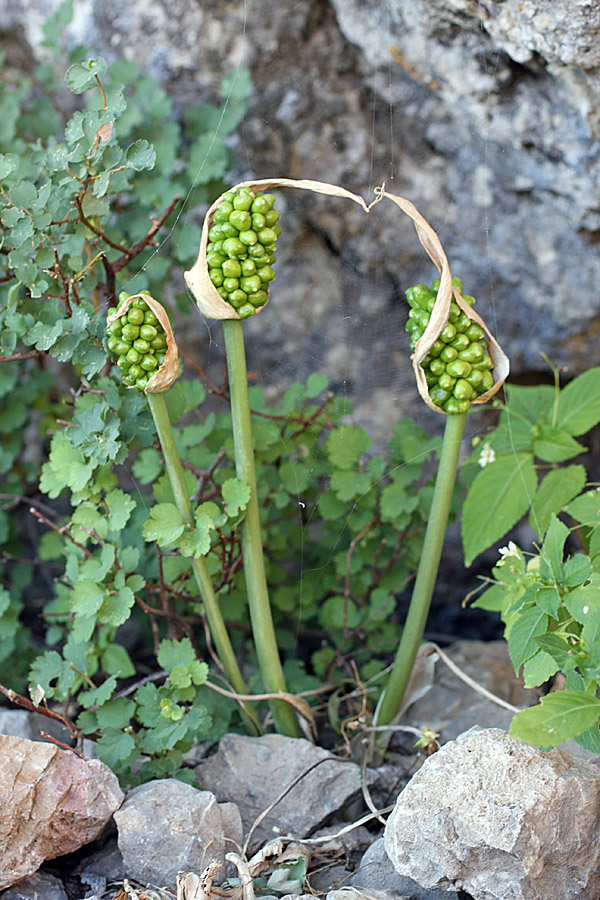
[376,410,468,726]
[146,390,259,735]
[222,318,299,737]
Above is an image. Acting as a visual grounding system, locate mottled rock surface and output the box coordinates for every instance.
[352,838,446,899]
[384,727,600,900]
[113,779,242,889]
[0,872,68,900]
[0,735,123,891]
[1,0,599,443]
[195,733,370,849]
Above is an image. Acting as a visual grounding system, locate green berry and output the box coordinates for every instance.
[250,195,269,215]
[127,307,145,326]
[445,359,472,379]
[222,259,242,278]
[143,309,158,326]
[229,289,248,308]
[229,210,252,231]
[140,324,158,341]
[239,229,258,246]
[223,277,240,293]
[237,303,256,318]
[222,237,246,258]
[241,259,257,276]
[439,346,457,363]
[121,323,140,342]
[233,190,254,211]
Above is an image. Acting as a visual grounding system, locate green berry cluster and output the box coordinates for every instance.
[107,293,167,391]
[207,187,281,319]
[406,278,494,414]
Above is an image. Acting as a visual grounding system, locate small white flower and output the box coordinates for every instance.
[478,442,496,468]
[498,541,521,560]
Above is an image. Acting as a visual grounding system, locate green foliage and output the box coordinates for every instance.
[467,366,600,749]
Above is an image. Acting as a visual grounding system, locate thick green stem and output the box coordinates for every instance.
[146,391,259,734]
[376,410,467,726]
[222,318,299,737]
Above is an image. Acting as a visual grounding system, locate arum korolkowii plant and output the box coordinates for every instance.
[185,179,509,741]
[373,187,509,730]
[107,292,259,734]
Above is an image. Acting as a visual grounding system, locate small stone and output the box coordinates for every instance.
[195,734,372,849]
[384,728,600,900]
[0,871,68,900]
[0,736,123,891]
[351,838,446,899]
[113,779,243,889]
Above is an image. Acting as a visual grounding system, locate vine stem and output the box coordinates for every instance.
[222,318,299,737]
[375,410,468,726]
[146,390,259,735]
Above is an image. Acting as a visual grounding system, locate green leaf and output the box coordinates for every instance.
[505,382,556,424]
[532,425,586,463]
[71,579,104,617]
[561,553,592,587]
[305,372,329,398]
[125,139,156,171]
[96,727,136,770]
[556,367,600,436]
[66,58,108,94]
[521,650,559,688]
[143,503,185,547]
[158,637,195,673]
[222,478,250,517]
[189,659,208,685]
[565,489,600,528]
[101,643,136,679]
[179,514,212,558]
[539,515,569,582]
[528,465,586,539]
[507,606,548,672]
[132,448,163,484]
[564,573,600,623]
[462,452,537,566]
[105,488,136,531]
[325,426,371,471]
[0,153,17,181]
[534,586,561,618]
[97,587,135,628]
[534,633,579,671]
[79,674,117,708]
[510,690,600,746]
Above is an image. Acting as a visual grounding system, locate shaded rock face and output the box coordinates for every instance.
[2,0,600,437]
[194,733,369,850]
[113,779,242,890]
[0,735,123,891]
[384,727,600,900]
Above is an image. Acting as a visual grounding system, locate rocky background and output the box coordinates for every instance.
[2,0,599,439]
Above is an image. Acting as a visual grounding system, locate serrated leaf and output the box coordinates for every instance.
[325,425,371,471]
[189,659,208,685]
[507,606,548,672]
[125,139,156,171]
[564,573,600,623]
[79,674,117,708]
[534,585,561,618]
[0,153,17,180]
[132,448,163,484]
[528,465,586,539]
[222,478,250,517]
[105,488,136,531]
[65,58,108,94]
[462,452,537,566]
[556,367,600,437]
[534,633,579,671]
[143,503,185,547]
[179,515,212,558]
[97,586,135,627]
[158,637,195,673]
[510,690,600,746]
[71,579,104,617]
[101,643,136,679]
[566,489,600,528]
[305,372,329,398]
[561,553,592,587]
[521,650,559,688]
[169,664,192,689]
[539,515,569,582]
[96,727,136,769]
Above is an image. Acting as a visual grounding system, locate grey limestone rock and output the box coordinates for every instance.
[0,872,68,900]
[195,733,371,849]
[351,838,447,899]
[113,779,242,890]
[384,727,600,900]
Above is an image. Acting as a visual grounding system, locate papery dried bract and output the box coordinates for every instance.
[107,293,179,393]
[375,187,509,413]
[185,178,370,321]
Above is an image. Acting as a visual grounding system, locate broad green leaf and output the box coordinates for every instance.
[539,515,569,582]
[561,553,592,587]
[101,643,136,679]
[528,465,586,539]
[534,586,560,618]
[325,426,371,471]
[143,503,185,547]
[566,488,600,528]
[532,425,585,463]
[305,372,329,398]
[510,690,600,746]
[132,448,163,484]
[105,488,136,531]
[158,637,196,673]
[179,515,212,558]
[222,478,250,517]
[97,586,135,627]
[507,606,548,672]
[521,650,559,688]
[189,660,208,685]
[278,460,312,494]
[504,383,556,424]
[125,139,156,171]
[96,727,136,770]
[0,153,17,180]
[79,674,117,708]
[66,58,108,94]
[534,633,580,671]
[462,452,537,565]
[469,582,506,612]
[564,573,600,623]
[71,579,105,617]
[556,367,600,436]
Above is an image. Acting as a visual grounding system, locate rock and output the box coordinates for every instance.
[0,872,68,900]
[405,640,538,743]
[73,837,124,890]
[195,734,371,849]
[0,735,123,891]
[384,727,600,900]
[351,838,446,899]
[113,779,242,889]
